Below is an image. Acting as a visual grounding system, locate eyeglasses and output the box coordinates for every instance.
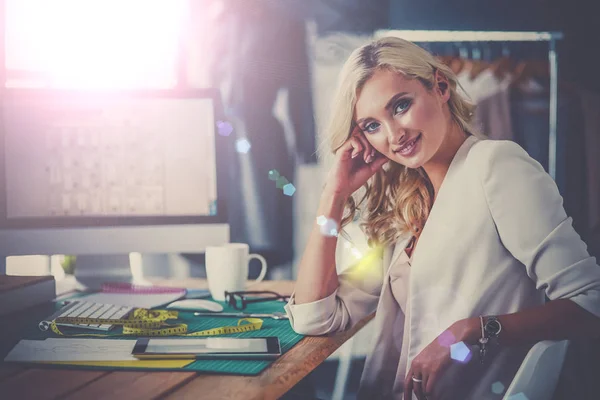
[224,290,291,311]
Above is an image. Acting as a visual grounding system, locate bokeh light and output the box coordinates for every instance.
[491,381,505,395]
[450,341,471,363]
[276,176,289,189]
[217,120,233,136]
[351,247,363,259]
[268,169,280,181]
[437,330,456,347]
[319,218,339,237]
[283,183,296,196]
[235,138,251,154]
[342,246,384,280]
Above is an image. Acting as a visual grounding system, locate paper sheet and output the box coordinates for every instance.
[39,359,193,368]
[4,338,138,362]
[75,292,184,309]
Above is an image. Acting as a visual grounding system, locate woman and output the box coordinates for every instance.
[284,36,600,399]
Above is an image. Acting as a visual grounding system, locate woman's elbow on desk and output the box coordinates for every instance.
[286,313,345,336]
[289,323,338,336]
[285,295,349,336]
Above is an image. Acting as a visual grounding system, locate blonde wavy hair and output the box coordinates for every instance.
[321,36,481,248]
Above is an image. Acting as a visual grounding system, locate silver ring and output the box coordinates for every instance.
[412,376,423,383]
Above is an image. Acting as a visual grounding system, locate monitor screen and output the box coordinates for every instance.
[0,89,227,230]
[0,4,230,266]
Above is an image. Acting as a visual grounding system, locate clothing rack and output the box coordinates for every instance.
[375,30,564,180]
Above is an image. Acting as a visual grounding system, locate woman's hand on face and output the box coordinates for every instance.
[324,127,388,199]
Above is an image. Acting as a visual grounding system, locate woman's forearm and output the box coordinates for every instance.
[460,299,600,346]
[293,191,347,304]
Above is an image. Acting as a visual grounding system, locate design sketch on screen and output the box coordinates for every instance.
[4,96,218,218]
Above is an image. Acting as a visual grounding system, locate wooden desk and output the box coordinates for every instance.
[0,279,374,400]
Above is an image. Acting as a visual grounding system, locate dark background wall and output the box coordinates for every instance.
[389,0,555,31]
[314,0,599,92]
[390,0,599,92]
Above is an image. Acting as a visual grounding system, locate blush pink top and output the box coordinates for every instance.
[388,236,415,395]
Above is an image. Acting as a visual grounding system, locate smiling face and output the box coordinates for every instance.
[354,68,451,169]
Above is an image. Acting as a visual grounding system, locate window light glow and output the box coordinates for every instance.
[6,0,188,89]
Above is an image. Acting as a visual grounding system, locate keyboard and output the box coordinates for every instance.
[39,300,134,332]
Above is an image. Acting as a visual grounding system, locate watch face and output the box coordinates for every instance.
[485,319,501,336]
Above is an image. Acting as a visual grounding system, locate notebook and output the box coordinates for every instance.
[100,282,210,301]
[101,282,186,295]
[0,275,56,316]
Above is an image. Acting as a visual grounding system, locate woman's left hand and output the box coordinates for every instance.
[404,317,479,400]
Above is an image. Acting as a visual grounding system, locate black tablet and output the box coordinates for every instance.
[132,337,281,360]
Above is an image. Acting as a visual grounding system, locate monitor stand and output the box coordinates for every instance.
[74,254,149,291]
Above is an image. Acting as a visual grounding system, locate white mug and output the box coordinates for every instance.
[205,243,268,301]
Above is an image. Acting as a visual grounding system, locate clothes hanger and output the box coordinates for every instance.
[468,44,490,80]
[486,43,507,79]
[509,59,551,93]
[490,56,514,80]
[442,43,463,75]
[483,42,493,63]
[437,54,455,68]
[454,43,470,75]
[450,57,466,74]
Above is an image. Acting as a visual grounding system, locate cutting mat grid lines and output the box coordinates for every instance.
[15,298,304,375]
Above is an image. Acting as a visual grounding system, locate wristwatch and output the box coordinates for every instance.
[484,316,502,340]
[478,315,502,364]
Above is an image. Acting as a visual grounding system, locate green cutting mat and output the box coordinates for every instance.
[17,297,305,375]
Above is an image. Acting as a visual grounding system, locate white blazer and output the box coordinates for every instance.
[285,135,600,399]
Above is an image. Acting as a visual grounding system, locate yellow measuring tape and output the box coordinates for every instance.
[50,308,263,337]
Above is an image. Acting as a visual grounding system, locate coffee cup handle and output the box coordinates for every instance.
[246,253,267,287]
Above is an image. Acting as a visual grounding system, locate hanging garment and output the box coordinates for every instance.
[474,79,515,141]
[457,67,503,104]
[236,3,317,164]
[510,80,588,237]
[209,2,318,267]
[456,68,514,141]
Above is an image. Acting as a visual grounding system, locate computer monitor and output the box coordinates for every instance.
[0,88,230,288]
